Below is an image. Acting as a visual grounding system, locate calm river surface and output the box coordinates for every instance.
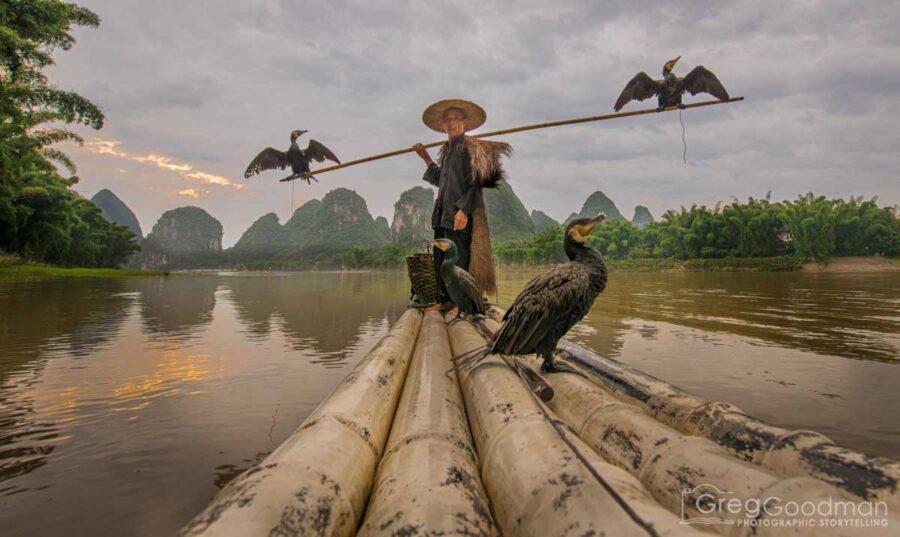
[1,270,898,536]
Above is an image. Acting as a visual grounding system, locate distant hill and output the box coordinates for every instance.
[375,216,391,242]
[632,205,654,228]
[530,210,559,233]
[231,213,288,257]
[283,199,322,247]
[566,191,625,223]
[140,206,223,268]
[296,188,386,262]
[483,182,535,242]
[91,189,142,240]
[391,186,434,247]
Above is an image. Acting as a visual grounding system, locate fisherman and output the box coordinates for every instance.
[412,99,511,312]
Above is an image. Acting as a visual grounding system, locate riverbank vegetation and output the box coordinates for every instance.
[0,263,170,279]
[496,194,899,266]
[1,2,139,269]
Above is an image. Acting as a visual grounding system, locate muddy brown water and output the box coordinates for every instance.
[1,270,897,536]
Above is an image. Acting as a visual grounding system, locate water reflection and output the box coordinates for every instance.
[227,271,409,366]
[0,278,135,488]
[135,276,218,343]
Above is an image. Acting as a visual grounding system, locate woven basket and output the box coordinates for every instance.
[406,253,437,305]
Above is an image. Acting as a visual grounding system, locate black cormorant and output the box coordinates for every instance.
[244,130,340,184]
[614,56,730,112]
[426,238,486,324]
[454,214,607,373]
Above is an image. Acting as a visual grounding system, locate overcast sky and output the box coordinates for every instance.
[51,0,900,246]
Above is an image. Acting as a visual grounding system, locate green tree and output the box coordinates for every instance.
[780,193,836,261]
[1,1,137,267]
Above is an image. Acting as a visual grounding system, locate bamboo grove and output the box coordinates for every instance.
[0,1,139,267]
[496,193,900,266]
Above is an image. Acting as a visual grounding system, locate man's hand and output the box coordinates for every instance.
[412,143,433,166]
[453,209,468,231]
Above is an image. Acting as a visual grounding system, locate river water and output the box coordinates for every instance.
[1,270,898,536]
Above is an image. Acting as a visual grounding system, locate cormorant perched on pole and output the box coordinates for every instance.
[426,238,486,324]
[244,130,340,184]
[453,214,608,373]
[614,57,730,112]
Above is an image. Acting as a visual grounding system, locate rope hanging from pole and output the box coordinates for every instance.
[281,96,744,182]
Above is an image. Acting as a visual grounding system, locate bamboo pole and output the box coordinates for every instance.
[445,316,703,536]
[281,97,744,182]
[540,364,891,536]
[357,311,498,536]
[553,337,900,511]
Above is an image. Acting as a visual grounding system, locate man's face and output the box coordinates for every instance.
[442,109,466,138]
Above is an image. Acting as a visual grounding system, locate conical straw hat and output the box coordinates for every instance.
[422,98,486,133]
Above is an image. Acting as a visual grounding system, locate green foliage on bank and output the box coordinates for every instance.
[0,263,171,279]
[0,1,139,268]
[496,194,899,266]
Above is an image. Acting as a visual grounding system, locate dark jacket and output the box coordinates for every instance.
[422,134,481,229]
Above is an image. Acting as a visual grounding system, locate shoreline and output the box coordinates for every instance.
[801,256,900,273]
[0,264,173,278]
[3,256,896,278]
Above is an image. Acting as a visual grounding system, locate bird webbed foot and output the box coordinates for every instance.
[540,358,586,377]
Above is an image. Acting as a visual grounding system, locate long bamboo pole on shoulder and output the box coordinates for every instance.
[280,96,744,182]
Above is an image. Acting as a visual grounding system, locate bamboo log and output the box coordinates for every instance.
[282,97,744,181]
[542,367,895,536]
[446,316,702,536]
[554,338,900,510]
[357,311,498,536]
[179,309,422,537]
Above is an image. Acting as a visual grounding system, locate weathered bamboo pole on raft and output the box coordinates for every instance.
[553,338,900,510]
[357,311,498,536]
[179,309,422,537]
[282,97,745,182]
[539,362,898,536]
[445,316,703,536]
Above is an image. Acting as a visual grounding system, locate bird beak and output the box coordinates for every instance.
[299,130,308,135]
[580,213,607,236]
[425,239,448,251]
[672,56,681,66]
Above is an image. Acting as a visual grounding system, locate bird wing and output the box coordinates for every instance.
[305,139,340,164]
[494,264,590,355]
[453,266,486,314]
[679,66,730,101]
[614,72,660,111]
[244,147,288,178]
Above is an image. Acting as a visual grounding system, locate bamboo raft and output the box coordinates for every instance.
[181,309,899,536]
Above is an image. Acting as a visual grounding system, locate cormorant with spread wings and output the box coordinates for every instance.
[244,130,340,184]
[614,56,730,112]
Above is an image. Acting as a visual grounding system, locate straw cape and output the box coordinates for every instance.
[435,136,512,295]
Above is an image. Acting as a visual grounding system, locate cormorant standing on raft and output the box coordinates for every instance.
[244,130,340,184]
[454,214,607,373]
[426,238,486,324]
[614,56,730,112]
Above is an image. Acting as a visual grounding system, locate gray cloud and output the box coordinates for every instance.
[52,0,900,245]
